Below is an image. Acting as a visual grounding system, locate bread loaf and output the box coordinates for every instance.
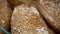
[0,0,12,34]
[11,4,55,34]
[34,0,60,32]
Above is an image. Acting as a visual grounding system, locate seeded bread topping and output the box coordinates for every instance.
[11,4,55,34]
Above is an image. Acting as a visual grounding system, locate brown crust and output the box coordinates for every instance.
[0,0,12,34]
[11,4,55,34]
[34,0,60,32]
[7,0,38,10]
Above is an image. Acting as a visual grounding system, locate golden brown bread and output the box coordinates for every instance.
[11,4,55,34]
[33,0,60,32]
[0,0,12,34]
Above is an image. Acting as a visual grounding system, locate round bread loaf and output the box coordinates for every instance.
[11,4,55,34]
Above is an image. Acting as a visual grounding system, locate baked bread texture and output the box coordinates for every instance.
[0,0,12,34]
[11,4,55,34]
[34,0,60,32]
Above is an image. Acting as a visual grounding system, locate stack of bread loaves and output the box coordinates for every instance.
[0,0,60,34]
